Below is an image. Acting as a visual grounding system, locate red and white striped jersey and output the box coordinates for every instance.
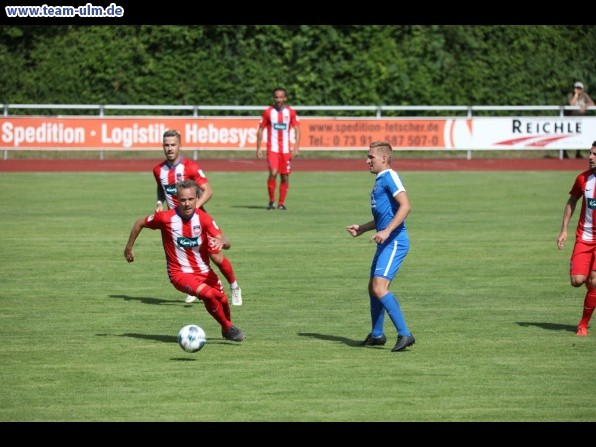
[153,157,208,209]
[570,169,596,242]
[258,105,300,154]
[144,208,222,278]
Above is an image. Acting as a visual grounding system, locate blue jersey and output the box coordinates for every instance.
[371,169,407,239]
[370,168,409,280]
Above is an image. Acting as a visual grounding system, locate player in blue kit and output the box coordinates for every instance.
[346,141,415,352]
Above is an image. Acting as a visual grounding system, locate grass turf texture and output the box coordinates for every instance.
[0,170,594,422]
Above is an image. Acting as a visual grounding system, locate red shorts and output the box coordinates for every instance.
[267,152,292,175]
[570,240,596,276]
[169,270,224,297]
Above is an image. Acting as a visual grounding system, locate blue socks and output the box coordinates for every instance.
[369,294,385,337]
[378,292,411,336]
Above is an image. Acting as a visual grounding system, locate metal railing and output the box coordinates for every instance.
[3,103,591,117]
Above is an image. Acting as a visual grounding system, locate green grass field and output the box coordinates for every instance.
[0,169,594,422]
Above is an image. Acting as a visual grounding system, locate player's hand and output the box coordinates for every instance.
[370,229,389,244]
[124,248,135,262]
[556,232,567,250]
[346,224,360,237]
[208,236,223,251]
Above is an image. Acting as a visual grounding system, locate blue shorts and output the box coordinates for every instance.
[370,236,410,280]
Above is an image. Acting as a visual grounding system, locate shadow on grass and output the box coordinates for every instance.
[517,322,577,333]
[297,332,364,347]
[96,332,235,347]
[105,333,202,361]
[115,333,176,343]
[231,205,275,210]
[109,294,179,305]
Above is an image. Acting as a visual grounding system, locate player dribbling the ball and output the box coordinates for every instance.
[124,179,245,342]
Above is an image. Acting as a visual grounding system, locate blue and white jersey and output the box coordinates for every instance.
[371,168,407,236]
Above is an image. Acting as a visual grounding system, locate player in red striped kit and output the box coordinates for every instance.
[124,179,245,342]
[256,87,301,210]
[153,129,242,306]
[557,141,596,336]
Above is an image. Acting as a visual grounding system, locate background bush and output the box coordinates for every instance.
[0,25,594,109]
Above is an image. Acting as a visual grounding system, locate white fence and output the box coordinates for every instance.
[2,103,591,117]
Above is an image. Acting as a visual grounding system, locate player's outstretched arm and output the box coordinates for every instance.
[124,217,147,262]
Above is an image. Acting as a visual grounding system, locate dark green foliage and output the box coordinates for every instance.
[0,25,594,108]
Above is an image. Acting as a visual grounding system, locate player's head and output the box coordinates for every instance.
[163,129,181,144]
[162,129,182,163]
[176,179,202,197]
[367,141,393,173]
[588,141,596,164]
[370,141,393,158]
[589,141,596,171]
[273,87,287,108]
[273,87,287,97]
[175,179,201,218]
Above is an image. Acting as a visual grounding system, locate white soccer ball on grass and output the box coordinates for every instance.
[177,324,207,353]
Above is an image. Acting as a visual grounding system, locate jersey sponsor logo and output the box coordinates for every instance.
[273,123,288,131]
[177,236,199,248]
[165,184,176,195]
[588,198,596,210]
[192,225,201,236]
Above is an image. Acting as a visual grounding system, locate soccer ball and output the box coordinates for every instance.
[177,324,207,353]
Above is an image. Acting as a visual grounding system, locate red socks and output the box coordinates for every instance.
[199,285,232,327]
[267,178,276,203]
[217,257,236,285]
[279,182,289,206]
[267,178,290,205]
[579,288,596,328]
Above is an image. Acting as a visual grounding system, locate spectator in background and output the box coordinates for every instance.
[564,81,594,159]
